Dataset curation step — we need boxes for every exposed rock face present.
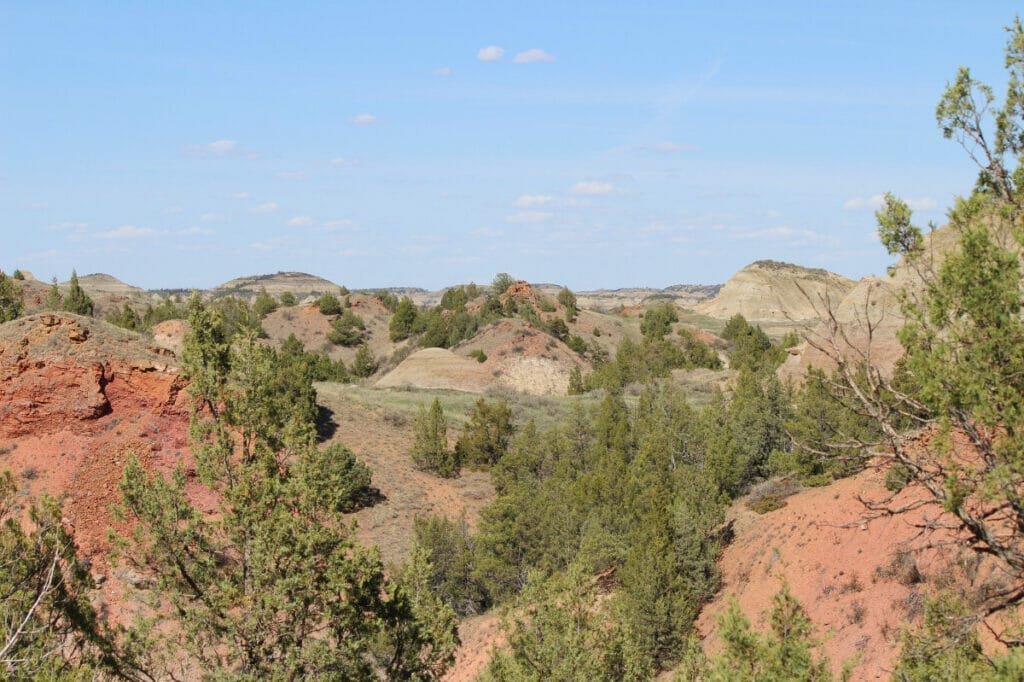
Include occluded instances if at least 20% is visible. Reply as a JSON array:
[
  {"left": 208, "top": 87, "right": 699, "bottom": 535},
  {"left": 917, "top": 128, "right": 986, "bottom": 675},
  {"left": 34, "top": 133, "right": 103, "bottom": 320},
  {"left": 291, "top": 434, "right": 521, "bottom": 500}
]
[
  {"left": 0, "top": 314, "right": 190, "bottom": 572},
  {"left": 0, "top": 314, "right": 184, "bottom": 437},
  {"left": 696, "top": 260, "right": 856, "bottom": 325}
]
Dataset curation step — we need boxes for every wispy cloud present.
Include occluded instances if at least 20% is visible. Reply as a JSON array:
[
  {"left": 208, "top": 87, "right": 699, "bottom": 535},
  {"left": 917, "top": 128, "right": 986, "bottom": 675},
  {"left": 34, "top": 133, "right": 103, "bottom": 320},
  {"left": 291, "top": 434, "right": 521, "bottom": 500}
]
[
  {"left": 287, "top": 216, "right": 313, "bottom": 227},
  {"left": 94, "top": 225, "right": 157, "bottom": 239},
  {"left": 231, "top": 192, "right": 251, "bottom": 200},
  {"left": 48, "top": 222, "right": 88, "bottom": 233},
  {"left": 276, "top": 171, "right": 308, "bottom": 181},
  {"left": 434, "top": 66, "right": 452, "bottom": 76},
  {"left": 176, "top": 226, "right": 214, "bottom": 236},
  {"left": 351, "top": 113, "right": 377, "bottom": 125},
  {"left": 473, "top": 227, "right": 504, "bottom": 238},
  {"left": 645, "top": 141, "right": 699, "bottom": 153},
  {"left": 478, "top": 46, "right": 504, "bottom": 62},
  {"left": 200, "top": 212, "right": 224, "bottom": 223},
  {"left": 513, "top": 48, "right": 555, "bottom": 64},
  {"left": 329, "top": 157, "right": 358, "bottom": 167},
  {"left": 323, "top": 219, "right": 356, "bottom": 231},
  {"left": 506, "top": 211, "right": 553, "bottom": 223},
  {"left": 185, "top": 139, "right": 257, "bottom": 159},
  {"left": 250, "top": 202, "right": 279, "bottom": 214},
  {"left": 515, "top": 194, "right": 554, "bottom": 207},
  {"left": 163, "top": 206, "right": 184, "bottom": 214},
  {"left": 571, "top": 181, "right": 616, "bottom": 196},
  {"left": 843, "top": 194, "right": 938, "bottom": 212}
]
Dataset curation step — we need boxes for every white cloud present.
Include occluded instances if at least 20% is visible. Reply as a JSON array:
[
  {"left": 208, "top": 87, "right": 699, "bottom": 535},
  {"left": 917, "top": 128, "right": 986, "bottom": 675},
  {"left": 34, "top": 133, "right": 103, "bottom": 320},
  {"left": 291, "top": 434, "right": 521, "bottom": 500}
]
[
  {"left": 351, "top": 113, "right": 377, "bottom": 125},
  {"left": 176, "top": 226, "right": 214, "bottom": 236},
  {"left": 94, "top": 225, "right": 157, "bottom": 239},
  {"left": 231, "top": 192, "right": 251, "bottom": 200},
  {"left": 323, "top": 219, "right": 356, "bottom": 231},
  {"left": 250, "top": 202, "right": 279, "bottom": 214},
  {"left": 513, "top": 48, "right": 555, "bottom": 64},
  {"left": 473, "top": 227, "right": 504, "bottom": 238},
  {"left": 907, "top": 197, "right": 938, "bottom": 211},
  {"left": 200, "top": 212, "right": 224, "bottom": 223},
  {"left": 329, "top": 157, "right": 358, "bottom": 167},
  {"left": 186, "top": 139, "right": 242, "bottom": 158},
  {"left": 276, "top": 171, "right": 307, "bottom": 180},
  {"left": 163, "top": 206, "right": 184, "bottom": 214},
  {"left": 764, "top": 209, "right": 784, "bottom": 219},
  {"left": 26, "top": 201, "right": 48, "bottom": 209},
  {"left": 434, "top": 66, "right": 452, "bottom": 76},
  {"left": 571, "top": 181, "right": 616, "bottom": 196},
  {"left": 740, "top": 226, "right": 823, "bottom": 244},
  {"left": 250, "top": 241, "right": 274, "bottom": 252},
  {"left": 48, "top": 222, "right": 88, "bottom": 232},
  {"left": 287, "top": 216, "right": 314, "bottom": 227},
  {"left": 478, "top": 46, "right": 505, "bottom": 62},
  {"left": 506, "top": 211, "right": 553, "bottom": 223},
  {"left": 842, "top": 194, "right": 885, "bottom": 211},
  {"left": 515, "top": 194, "right": 554, "bottom": 207},
  {"left": 647, "top": 141, "right": 699, "bottom": 153},
  {"left": 842, "top": 194, "right": 938, "bottom": 212}
]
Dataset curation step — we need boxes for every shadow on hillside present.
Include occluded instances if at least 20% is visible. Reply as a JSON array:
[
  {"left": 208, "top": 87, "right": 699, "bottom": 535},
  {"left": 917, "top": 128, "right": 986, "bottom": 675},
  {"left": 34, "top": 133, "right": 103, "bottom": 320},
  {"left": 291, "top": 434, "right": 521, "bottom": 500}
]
[
  {"left": 352, "top": 487, "right": 387, "bottom": 512},
  {"left": 316, "top": 405, "right": 338, "bottom": 441}
]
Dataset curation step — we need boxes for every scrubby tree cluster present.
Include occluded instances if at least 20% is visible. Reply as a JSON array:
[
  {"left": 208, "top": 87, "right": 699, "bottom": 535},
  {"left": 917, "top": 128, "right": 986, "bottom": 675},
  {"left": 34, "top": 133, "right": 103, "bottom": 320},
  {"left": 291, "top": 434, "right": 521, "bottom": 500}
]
[{"left": 112, "top": 295, "right": 458, "bottom": 679}]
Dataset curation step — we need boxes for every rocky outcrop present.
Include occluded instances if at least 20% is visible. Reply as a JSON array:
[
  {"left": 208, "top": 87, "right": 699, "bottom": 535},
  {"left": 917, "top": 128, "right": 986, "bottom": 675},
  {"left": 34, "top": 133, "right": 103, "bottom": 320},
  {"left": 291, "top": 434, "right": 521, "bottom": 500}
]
[{"left": 0, "top": 315, "right": 184, "bottom": 438}]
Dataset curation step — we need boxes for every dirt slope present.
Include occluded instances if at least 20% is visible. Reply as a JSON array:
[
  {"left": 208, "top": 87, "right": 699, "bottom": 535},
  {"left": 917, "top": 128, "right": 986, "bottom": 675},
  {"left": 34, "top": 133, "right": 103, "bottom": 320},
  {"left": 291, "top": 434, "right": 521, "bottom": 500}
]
[
  {"left": 694, "top": 459, "right": 1013, "bottom": 680},
  {"left": 378, "top": 319, "right": 587, "bottom": 396}
]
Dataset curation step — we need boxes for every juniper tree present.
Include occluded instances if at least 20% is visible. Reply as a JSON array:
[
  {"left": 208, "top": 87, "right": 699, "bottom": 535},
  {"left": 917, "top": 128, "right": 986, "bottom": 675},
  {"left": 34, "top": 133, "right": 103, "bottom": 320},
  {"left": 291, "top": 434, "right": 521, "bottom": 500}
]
[
  {"left": 411, "top": 398, "right": 458, "bottom": 478},
  {"left": 62, "top": 271, "right": 93, "bottom": 316},
  {"left": 113, "top": 294, "right": 457, "bottom": 679},
  {"left": 0, "top": 271, "right": 23, "bottom": 323}
]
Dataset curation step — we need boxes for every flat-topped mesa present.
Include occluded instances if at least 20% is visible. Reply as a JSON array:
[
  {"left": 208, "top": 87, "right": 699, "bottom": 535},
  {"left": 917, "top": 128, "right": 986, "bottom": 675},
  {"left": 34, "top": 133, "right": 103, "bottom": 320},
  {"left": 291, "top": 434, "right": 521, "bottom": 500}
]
[{"left": 210, "top": 271, "right": 343, "bottom": 301}]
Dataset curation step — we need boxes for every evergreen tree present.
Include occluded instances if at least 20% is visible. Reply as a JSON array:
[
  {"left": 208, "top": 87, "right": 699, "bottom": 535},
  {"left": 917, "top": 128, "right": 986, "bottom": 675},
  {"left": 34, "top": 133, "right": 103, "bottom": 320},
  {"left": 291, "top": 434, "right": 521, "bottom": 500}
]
[
  {"left": 317, "top": 291, "right": 342, "bottom": 315},
  {"left": 113, "top": 295, "right": 457, "bottom": 679},
  {"left": 390, "top": 296, "right": 419, "bottom": 341},
  {"left": 455, "top": 398, "right": 515, "bottom": 467},
  {"left": 640, "top": 302, "right": 679, "bottom": 340},
  {"left": 484, "top": 565, "right": 625, "bottom": 682},
  {"left": 328, "top": 309, "right": 366, "bottom": 346},
  {"left": 106, "top": 302, "right": 140, "bottom": 330},
  {"left": 351, "top": 342, "right": 378, "bottom": 378},
  {"left": 411, "top": 398, "right": 458, "bottom": 477},
  {"left": 690, "top": 584, "right": 832, "bottom": 682},
  {"left": 411, "top": 515, "right": 488, "bottom": 616},
  {"left": 0, "top": 471, "right": 119, "bottom": 678},
  {"left": 0, "top": 270, "right": 23, "bottom": 322},
  {"left": 252, "top": 287, "right": 277, "bottom": 317},
  {"left": 557, "top": 286, "right": 578, "bottom": 322},
  {"left": 63, "top": 270, "right": 94, "bottom": 316},
  {"left": 45, "top": 277, "right": 63, "bottom": 311}
]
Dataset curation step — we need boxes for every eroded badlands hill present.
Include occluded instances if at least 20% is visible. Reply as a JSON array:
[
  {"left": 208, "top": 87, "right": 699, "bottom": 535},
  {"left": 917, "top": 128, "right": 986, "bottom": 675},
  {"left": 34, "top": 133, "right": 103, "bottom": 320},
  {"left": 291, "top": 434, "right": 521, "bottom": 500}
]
[{"left": 697, "top": 260, "right": 855, "bottom": 331}]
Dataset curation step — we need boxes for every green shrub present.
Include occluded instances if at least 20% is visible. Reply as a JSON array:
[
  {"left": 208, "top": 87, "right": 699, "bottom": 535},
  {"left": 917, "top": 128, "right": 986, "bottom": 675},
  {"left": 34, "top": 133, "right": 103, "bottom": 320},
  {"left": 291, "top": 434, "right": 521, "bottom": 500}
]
[{"left": 317, "top": 292, "right": 342, "bottom": 315}]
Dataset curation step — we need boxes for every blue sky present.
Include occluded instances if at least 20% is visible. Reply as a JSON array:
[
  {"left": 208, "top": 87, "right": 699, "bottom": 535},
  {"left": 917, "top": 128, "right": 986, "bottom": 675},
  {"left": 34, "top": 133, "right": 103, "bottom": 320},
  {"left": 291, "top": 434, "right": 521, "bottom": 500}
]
[{"left": 2, "top": 2, "right": 1020, "bottom": 290}]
